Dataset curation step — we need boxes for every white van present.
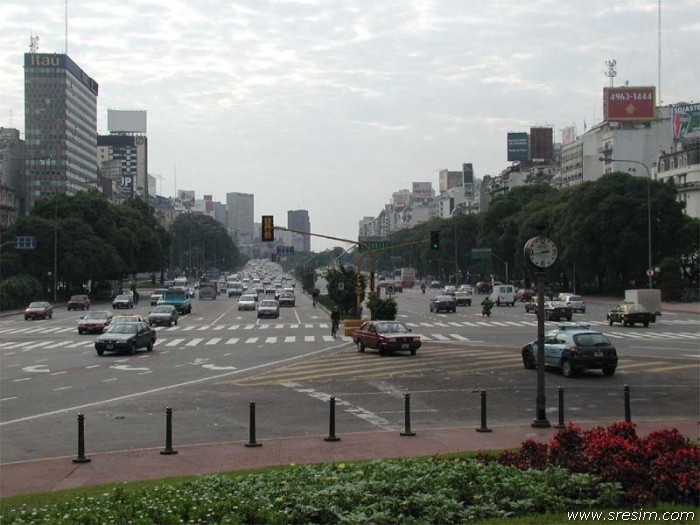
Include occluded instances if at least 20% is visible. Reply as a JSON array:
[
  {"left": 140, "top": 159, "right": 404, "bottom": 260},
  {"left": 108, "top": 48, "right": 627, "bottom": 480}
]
[{"left": 490, "top": 284, "right": 516, "bottom": 306}]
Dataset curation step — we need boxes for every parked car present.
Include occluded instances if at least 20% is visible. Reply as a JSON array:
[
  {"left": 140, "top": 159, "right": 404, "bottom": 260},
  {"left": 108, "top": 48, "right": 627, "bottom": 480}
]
[
  {"left": 257, "top": 299, "right": 280, "bottom": 319},
  {"left": 67, "top": 294, "right": 91, "bottom": 311},
  {"left": 24, "top": 301, "right": 53, "bottom": 320},
  {"left": 454, "top": 291, "right": 472, "bottom": 306},
  {"left": 278, "top": 292, "right": 296, "bottom": 307},
  {"left": 148, "top": 305, "right": 179, "bottom": 327},
  {"left": 94, "top": 321, "right": 156, "bottom": 356},
  {"left": 352, "top": 320, "right": 421, "bottom": 356},
  {"left": 543, "top": 301, "right": 573, "bottom": 321},
  {"left": 112, "top": 294, "right": 134, "bottom": 309},
  {"left": 77, "top": 310, "right": 112, "bottom": 334},
  {"left": 237, "top": 294, "right": 257, "bottom": 311},
  {"left": 607, "top": 302, "right": 654, "bottom": 327},
  {"left": 429, "top": 295, "right": 457, "bottom": 313},
  {"left": 521, "top": 324, "right": 618, "bottom": 378},
  {"left": 558, "top": 293, "right": 586, "bottom": 313},
  {"left": 150, "top": 288, "right": 169, "bottom": 306}
]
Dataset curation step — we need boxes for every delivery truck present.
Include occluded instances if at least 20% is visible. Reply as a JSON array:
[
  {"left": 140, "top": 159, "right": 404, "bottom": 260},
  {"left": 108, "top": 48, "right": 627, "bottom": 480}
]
[{"left": 624, "top": 289, "right": 661, "bottom": 321}]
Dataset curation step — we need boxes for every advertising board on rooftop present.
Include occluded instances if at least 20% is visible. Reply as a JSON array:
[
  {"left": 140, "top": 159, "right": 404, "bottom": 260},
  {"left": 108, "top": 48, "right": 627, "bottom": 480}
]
[{"left": 603, "top": 86, "right": 656, "bottom": 121}]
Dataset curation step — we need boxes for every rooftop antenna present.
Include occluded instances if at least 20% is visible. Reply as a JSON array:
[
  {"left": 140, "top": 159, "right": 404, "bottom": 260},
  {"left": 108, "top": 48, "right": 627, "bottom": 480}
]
[
  {"left": 658, "top": 0, "right": 662, "bottom": 104},
  {"left": 65, "top": 0, "right": 68, "bottom": 54},
  {"left": 29, "top": 33, "right": 40, "bottom": 53},
  {"left": 604, "top": 59, "right": 617, "bottom": 88}
]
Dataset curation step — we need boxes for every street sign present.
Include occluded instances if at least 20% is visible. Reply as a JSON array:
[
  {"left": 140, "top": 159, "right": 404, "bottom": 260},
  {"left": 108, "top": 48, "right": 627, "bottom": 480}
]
[
  {"left": 276, "top": 246, "right": 295, "bottom": 255},
  {"left": 386, "top": 284, "right": 395, "bottom": 295},
  {"left": 15, "top": 236, "right": 37, "bottom": 250},
  {"left": 358, "top": 240, "right": 391, "bottom": 253},
  {"left": 471, "top": 248, "right": 491, "bottom": 260}
]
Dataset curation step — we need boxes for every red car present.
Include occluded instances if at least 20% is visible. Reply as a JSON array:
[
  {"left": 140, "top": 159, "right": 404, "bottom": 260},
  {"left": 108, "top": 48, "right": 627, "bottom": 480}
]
[
  {"left": 352, "top": 320, "right": 421, "bottom": 356},
  {"left": 77, "top": 310, "right": 113, "bottom": 334},
  {"left": 24, "top": 301, "right": 53, "bottom": 320},
  {"left": 67, "top": 294, "right": 91, "bottom": 311}
]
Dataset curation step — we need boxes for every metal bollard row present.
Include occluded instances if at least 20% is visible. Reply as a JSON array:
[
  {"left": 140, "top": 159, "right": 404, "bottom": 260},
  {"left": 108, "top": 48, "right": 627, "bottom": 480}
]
[{"left": 69, "top": 385, "right": 635, "bottom": 462}]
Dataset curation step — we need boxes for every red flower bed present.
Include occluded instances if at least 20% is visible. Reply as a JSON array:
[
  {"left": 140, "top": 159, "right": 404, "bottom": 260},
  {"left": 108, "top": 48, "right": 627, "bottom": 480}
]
[{"left": 491, "top": 422, "right": 699, "bottom": 505}]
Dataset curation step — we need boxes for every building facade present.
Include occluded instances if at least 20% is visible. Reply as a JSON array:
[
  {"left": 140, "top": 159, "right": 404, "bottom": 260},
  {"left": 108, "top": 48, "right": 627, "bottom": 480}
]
[
  {"left": 23, "top": 53, "right": 99, "bottom": 212},
  {"left": 287, "top": 209, "right": 311, "bottom": 252},
  {"left": 226, "top": 192, "right": 254, "bottom": 254},
  {"left": 97, "top": 134, "right": 148, "bottom": 201},
  {"left": 0, "top": 127, "right": 26, "bottom": 225}
]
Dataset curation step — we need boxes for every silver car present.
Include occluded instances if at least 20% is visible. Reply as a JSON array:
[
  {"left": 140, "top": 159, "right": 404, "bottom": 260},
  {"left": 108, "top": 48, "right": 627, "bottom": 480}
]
[
  {"left": 257, "top": 299, "right": 280, "bottom": 319},
  {"left": 238, "top": 294, "right": 257, "bottom": 311}
]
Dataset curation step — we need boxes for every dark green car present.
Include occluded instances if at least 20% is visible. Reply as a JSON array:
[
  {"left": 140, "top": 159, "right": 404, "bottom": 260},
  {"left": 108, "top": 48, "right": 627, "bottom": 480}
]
[{"left": 94, "top": 321, "right": 156, "bottom": 356}]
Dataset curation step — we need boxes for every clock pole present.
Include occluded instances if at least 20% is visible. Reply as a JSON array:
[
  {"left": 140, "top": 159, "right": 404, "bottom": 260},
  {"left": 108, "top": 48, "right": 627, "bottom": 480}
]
[{"left": 532, "top": 269, "right": 551, "bottom": 428}]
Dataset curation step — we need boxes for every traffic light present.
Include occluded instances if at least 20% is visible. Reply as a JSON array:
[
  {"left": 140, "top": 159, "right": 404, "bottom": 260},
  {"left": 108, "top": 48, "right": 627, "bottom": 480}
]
[
  {"left": 262, "top": 215, "right": 274, "bottom": 242},
  {"left": 430, "top": 231, "right": 440, "bottom": 250}
]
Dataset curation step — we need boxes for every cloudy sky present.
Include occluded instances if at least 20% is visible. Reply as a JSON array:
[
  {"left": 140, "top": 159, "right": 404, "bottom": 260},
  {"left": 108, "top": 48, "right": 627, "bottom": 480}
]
[{"left": 2, "top": 1, "right": 698, "bottom": 251}]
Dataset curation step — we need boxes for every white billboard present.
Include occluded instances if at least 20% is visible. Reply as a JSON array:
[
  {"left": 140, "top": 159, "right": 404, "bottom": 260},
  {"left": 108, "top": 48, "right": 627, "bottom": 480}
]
[
  {"left": 412, "top": 182, "right": 433, "bottom": 198},
  {"left": 178, "top": 189, "right": 195, "bottom": 207},
  {"left": 108, "top": 109, "right": 147, "bottom": 133}
]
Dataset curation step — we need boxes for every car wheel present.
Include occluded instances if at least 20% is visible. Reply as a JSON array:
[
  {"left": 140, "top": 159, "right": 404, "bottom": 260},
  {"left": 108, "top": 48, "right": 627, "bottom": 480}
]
[
  {"left": 175, "top": 319, "right": 178, "bottom": 325},
  {"left": 147, "top": 339, "right": 154, "bottom": 352},
  {"left": 78, "top": 328, "right": 83, "bottom": 335},
  {"left": 643, "top": 321, "right": 649, "bottom": 328},
  {"left": 602, "top": 366, "right": 616, "bottom": 377},
  {"left": 357, "top": 341, "right": 365, "bottom": 353},
  {"left": 129, "top": 342, "right": 137, "bottom": 355},
  {"left": 566, "top": 316, "right": 572, "bottom": 321},
  {"left": 561, "top": 359, "right": 575, "bottom": 378},
  {"left": 96, "top": 349, "right": 104, "bottom": 356},
  {"left": 25, "top": 315, "right": 29, "bottom": 320},
  {"left": 378, "top": 345, "right": 387, "bottom": 356},
  {"left": 522, "top": 350, "right": 536, "bottom": 370},
  {"left": 608, "top": 317, "right": 613, "bottom": 326},
  {"left": 410, "top": 348, "right": 417, "bottom": 356}
]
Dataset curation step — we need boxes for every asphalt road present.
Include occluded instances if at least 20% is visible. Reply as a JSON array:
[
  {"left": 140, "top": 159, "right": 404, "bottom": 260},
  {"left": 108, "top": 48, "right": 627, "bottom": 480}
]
[{"left": 1, "top": 287, "right": 698, "bottom": 463}]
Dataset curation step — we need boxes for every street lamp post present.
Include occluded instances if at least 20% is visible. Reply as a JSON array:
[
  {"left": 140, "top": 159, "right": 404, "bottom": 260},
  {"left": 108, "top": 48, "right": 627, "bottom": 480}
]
[{"left": 600, "top": 157, "right": 653, "bottom": 287}]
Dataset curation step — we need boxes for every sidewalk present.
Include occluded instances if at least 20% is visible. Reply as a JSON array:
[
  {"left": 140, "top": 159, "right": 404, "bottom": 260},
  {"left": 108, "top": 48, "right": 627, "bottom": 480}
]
[{"left": 1, "top": 419, "right": 698, "bottom": 498}]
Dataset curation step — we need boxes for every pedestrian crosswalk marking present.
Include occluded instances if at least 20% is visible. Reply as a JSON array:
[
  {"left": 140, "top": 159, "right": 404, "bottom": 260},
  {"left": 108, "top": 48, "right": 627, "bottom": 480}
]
[
  {"left": 304, "top": 335, "right": 314, "bottom": 342},
  {"left": 206, "top": 338, "right": 222, "bottom": 345},
  {"left": 213, "top": 325, "right": 225, "bottom": 331},
  {"left": 225, "top": 338, "right": 239, "bottom": 345},
  {"left": 284, "top": 336, "right": 295, "bottom": 343},
  {"left": 265, "top": 337, "right": 277, "bottom": 344},
  {"left": 166, "top": 338, "right": 185, "bottom": 347},
  {"left": 186, "top": 338, "right": 203, "bottom": 346},
  {"left": 245, "top": 337, "right": 259, "bottom": 343},
  {"left": 183, "top": 326, "right": 195, "bottom": 331}
]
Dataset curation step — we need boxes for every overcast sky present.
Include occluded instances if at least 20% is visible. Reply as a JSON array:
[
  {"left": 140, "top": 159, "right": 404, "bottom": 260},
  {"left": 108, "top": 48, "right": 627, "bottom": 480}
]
[{"left": 2, "top": 1, "right": 698, "bottom": 251}]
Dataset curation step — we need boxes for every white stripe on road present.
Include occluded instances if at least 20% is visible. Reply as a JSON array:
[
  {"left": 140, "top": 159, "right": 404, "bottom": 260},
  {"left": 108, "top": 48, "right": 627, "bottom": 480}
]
[
  {"left": 166, "top": 338, "right": 186, "bottom": 347},
  {"left": 225, "top": 338, "right": 239, "bottom": 344},
  {"left": 186, "top": 338, "right": 203, "bottom": 346},
  {"left": 206, "top": 338, "right": 222, "bottom": 345}
]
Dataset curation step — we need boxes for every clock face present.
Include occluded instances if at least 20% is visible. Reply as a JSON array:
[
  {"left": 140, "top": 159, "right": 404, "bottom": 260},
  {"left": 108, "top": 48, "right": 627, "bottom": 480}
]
[{"left": 525, "top": 236, "right": 558, "bottom": 268}]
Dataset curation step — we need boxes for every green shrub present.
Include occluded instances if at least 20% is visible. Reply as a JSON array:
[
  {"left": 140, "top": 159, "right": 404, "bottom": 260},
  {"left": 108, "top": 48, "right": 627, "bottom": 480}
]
[
  {"left": 367, "top": 291, "right": 397, "bottom": 320},
  {"left": 0, "top": 275, "right": 43, "bottom": 310}
]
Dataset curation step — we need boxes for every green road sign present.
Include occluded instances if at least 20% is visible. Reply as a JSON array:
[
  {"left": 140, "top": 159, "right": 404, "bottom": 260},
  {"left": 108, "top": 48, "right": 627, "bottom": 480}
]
[
  {"left": 471, "top": 248, "right": 491, "bottom": 260},
  {"left": 358, "top": 240, "right": 391, "bottom": 252}
]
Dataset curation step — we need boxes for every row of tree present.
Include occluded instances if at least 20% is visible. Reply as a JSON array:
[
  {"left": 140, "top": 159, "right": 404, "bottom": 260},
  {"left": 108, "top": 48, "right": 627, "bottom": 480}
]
[
  {"left": 379, "top": 173, "right": 698, "bottom": 297},
  {"left": 0, "top": 191, "right": 243, "bottom": 307}
]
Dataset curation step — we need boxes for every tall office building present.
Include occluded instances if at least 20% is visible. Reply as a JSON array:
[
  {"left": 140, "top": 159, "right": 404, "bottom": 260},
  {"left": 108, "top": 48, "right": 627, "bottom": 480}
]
[
  {"left": 23, "top": 52, "right": 99, "bottom": 212},
  {"left": 226, "top": 192, "right": 254, "bottom": 252},
  {"left": 287, "top": 209, "right": 310, "bottom": 252}
]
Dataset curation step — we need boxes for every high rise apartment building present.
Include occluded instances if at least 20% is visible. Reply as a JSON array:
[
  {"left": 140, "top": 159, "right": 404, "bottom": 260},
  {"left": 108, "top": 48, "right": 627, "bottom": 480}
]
[
  {"left": 23, "top": 53, "right": 99, "bottom": 212},
  {"left": 287, "top": 209, "right": 310, "bottom": 252},
  {"left": 226, "top": 192, "right": 254, "bottom": 253}
]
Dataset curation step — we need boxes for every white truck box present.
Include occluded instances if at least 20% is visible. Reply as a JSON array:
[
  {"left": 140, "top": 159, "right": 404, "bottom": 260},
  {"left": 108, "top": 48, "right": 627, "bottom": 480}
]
[{"left": 624, "top": 289, "right": 661, "bottom": 320}]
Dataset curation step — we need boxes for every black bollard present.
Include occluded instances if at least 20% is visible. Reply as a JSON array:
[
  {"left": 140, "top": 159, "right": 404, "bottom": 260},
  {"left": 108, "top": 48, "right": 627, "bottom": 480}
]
[
  {"left": 624, "top": 385, "right": 631, "bottom": 422},
  {"left": 324, "top": 396, "right": 341, "bottom": 442},
  {"left": 476, "top": 389, "right": 492, "bottom": 433},
  {"left": 400, "top": 393, "right": 416, "bottom": 436},
  {"left": 72, "top": 413, "right": 91, "bottom": 463},
  {"left": 245, "top": 401, "right": 262, "bottom": 447},
  {"left": 554, "top": 386, "right": 566, "bottom": 429},
  {"left": 160, "top": 407, "right": 178, "bottom": 455}
]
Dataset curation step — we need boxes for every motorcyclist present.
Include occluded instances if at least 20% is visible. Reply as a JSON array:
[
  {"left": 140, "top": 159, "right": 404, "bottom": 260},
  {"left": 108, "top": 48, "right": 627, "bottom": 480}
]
[
  {"left": 420, "top": 282, "right": 426, "bottom": 294},
  {"left": 330, "top": 306, "right": 341, "bottom": 336},
  {"left": 312, "top": 288, "right": 320, "bottom": 307},
  {"left": 481, "top": 296, "right": 494, "bottom": 316}
]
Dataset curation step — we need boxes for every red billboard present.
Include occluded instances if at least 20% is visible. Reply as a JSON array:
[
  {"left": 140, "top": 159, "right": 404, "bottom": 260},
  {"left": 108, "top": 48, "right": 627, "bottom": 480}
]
[{"left": 604, "top": 87, "right": 656, "bottom": 121}]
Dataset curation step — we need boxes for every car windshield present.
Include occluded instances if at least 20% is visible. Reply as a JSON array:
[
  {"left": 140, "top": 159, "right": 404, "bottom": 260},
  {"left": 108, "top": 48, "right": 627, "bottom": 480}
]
[
  {"left": 106, "top": 323, "right": 140, "bottom": 334},
  {"left": 240, "top": 295, "right": 256, "bottom": 301},
  {"left": 573, "top": 333, "right": 611, "bottom": 347},
  {"left": 113, "top": 316, "right": 141, "bottom": 323},
  {"left": 115, "top": 295, "right": 131, "bottom": 300},
  {"left": 152, "top": 306, "right": 173, "bottom": 313},
  {"left": 377, "top": 322, "right": 407, "bottom": 334},
  {"left": 152, "top": 289, "right": 168, "bottom": 295},
  {"left": 28, "top": 302, "right": 47, "bottom": 308},
  {"left": 70, "top": 295, "right": 86, "bottom": 301},
  {"left": 626, "top": 304, "right": 648, "bottom": 313},
  {"left": 84, "top": 312, "right": 108, "bottom": 320},
  {"left": 260, "top": 300, "right": 276, "bottom": 307}
]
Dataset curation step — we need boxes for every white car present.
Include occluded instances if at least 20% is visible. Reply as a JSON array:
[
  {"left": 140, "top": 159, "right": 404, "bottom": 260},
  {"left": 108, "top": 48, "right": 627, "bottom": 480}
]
[
  {"left": 238, "top": 294, "right": 257, "bottom": 311},
  {"left": 558, "top": 293, "right": 586, "bottom": 313}
]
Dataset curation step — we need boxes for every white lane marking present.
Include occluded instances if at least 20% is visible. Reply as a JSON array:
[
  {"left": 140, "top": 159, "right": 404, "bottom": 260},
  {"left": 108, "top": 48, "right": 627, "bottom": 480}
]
[
  {"left": 284, "top": 336, "right": 295, "bottom": 343},
  {"left": 1, "top": 397, "right": 19, "bottom": 401},
  {"left": 265, "top": 337, "right": 277, "bottom": 344},
  {"left": 225, "top": 338, "right": 239, "bottom": 344},
  {"left": 186, "top": 338, "right": 203, "bottom": 347},
  {"left": 183, "top": 326, "right": 195, "bottom": 331},
  {"left": 245, "top": 337, "right": 259, "bottom": 343},
  {"left": 206, "top": 338, "right": 222, "bottom": 345},
  {"left": 53, "top": 386, "right": 72, "bottom": 391},
  {"left": 450, "top": 334, "right": 470, "bottom": 341},
  {"left": 431, "top": 334, "right": 450, "bottom": 341},
  {"left": 110, "top": 364, "right": 150, "bottom": 372},
  {"left": 213, "top": 325, "right": 225, "bottom": 331},
  {"left": 202, "top": 364, "right": 237, "bottom": 371},
  {"left": 165, "top": 338, "right": 186, "bottom": 347},
  {"left": 305, "top": 335, "right": 314, "bottom": 342}
]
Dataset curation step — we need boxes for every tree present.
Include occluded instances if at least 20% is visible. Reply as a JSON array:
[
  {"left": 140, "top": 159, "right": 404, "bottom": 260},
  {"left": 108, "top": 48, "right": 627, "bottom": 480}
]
[{"left": 325, "top": 264, "right": 366, "bottom": 317}]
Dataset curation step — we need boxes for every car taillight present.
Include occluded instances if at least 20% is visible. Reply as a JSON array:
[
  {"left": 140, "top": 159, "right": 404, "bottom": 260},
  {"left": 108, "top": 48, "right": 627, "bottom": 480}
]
[{"left": 568, "top": 346, "right": 581, "bottom": 356}]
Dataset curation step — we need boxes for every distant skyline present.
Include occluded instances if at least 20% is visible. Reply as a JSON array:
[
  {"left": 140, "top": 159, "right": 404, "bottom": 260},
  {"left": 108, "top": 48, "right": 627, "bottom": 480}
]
[{"left": 2, "top": 1, "right": 698, "bottom": 251}]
